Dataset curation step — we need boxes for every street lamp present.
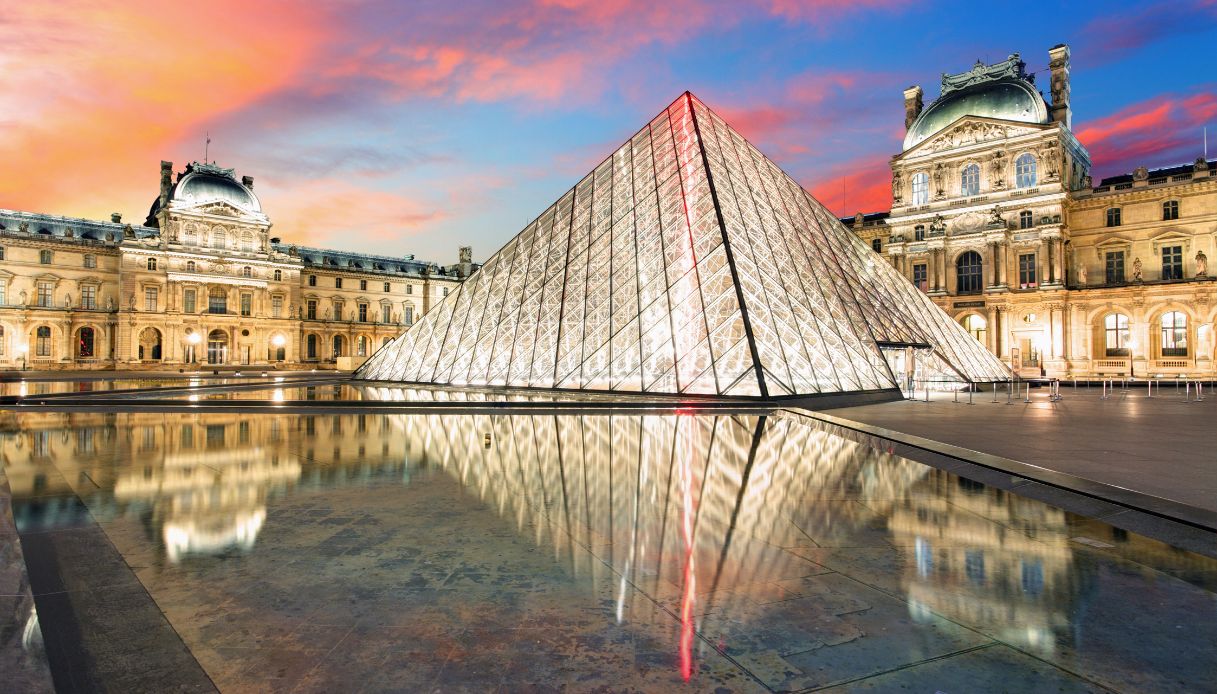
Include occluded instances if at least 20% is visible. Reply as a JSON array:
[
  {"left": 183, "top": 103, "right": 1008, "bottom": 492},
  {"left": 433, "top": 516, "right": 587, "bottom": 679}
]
[
  {"left": 271, "top": 334, "right": 286, "bottom": 362},
  {"left": 186, "top": 331, "right": 202, "bottom": 365}
]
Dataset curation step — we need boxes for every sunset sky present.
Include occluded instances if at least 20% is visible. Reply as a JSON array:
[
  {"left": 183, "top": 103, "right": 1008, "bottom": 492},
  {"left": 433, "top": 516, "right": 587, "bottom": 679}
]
[{"left": 2, "top": 1, "right": 1215, "bottom": 263}]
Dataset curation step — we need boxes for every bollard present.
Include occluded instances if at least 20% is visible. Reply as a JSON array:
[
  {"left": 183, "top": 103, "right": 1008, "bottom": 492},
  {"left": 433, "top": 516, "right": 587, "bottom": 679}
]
[
  {"left": 992, "top": 383, "right": 998, "bottom": 403},
  {"left": 968, "top": 384, "right": 974, "bottom": 405},
  {"left": 1007, "top": 380, "right": 1014, "bottom": 405},
  {"left": 1147, "top": 379, "right": 1152, "bottom": 398},
  {"left": 1024, "top": 381, "right": 1032, "bottom": 403},
  {"left": 954, "top": 385, "right": 958, "bottom": 403}
]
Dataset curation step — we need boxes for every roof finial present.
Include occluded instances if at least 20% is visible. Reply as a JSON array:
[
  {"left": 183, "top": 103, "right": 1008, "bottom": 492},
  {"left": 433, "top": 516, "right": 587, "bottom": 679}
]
[{"left": 205, "top": 132, "right": 211, "bottom": 164}]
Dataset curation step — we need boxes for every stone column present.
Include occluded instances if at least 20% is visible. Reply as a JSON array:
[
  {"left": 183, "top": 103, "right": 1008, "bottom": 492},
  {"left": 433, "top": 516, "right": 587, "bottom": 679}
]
[
  {"left": 989, "top": 242, "right": 1000, "bottom": 287},
  {"left": 1050, "top": 304, "right": 1064, "bottom": 358},
  {"left": 986, "top": 306, "right": 998, "bottom": 354},
  {"left": 1055, "top": 238, "right": 1065, "bottom": 285}
]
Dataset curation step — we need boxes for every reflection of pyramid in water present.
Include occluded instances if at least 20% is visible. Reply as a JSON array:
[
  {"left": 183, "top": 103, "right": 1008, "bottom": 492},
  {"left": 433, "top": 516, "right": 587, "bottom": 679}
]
[{"left": 357, "top": 93, "right": 1008, "bottom": 397}]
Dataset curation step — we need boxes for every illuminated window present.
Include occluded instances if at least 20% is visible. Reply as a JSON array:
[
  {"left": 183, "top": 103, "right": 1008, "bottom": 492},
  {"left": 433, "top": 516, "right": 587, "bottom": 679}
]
[
  {"left": 1019, "top": 211, "right": 1033, "bottom": 229},
  {"left": 211, "top": 228, "right": 226, "bottom": 249},
  {"left": 955, "top": 251, "right": 983, "bottom": 294},
  {"left": 78, "top": 327, "right": 95, "bottom": 358},
  {"left": 1106, "top": 207, "right": 1121, "bottom": 227},
  {"left": 1015, "top": 153, "right": 1037, "bottom": 188},
  {"left": 1104, "top": 314, "right": 1130, "bottom": 356},
  {"left": 962, "top": 314, "right": 986, "bottom": 343},
  {"left": 1161, "top": 245, "right": 1183, "bottom": 280},
  {"left": 356, "top": 335, "right": 368, "bottom": 357},
  {"left": 208, "top": 287, "right": 227, "bottom": 314},
  {"left": 1160, "top": 311, "right": 1187, "bottom": 356},
  {"left": 910, "top": 172, "right": 929, "bottom": 205},
  {"left": 960, "top": 163, "right": 980, "bottom": 196},
  {"left": 1163, "top": 200, "right": 1179, "bottom": 221},
  {"left": 36, "top": 281, "right": 53, "bottom": 307}
]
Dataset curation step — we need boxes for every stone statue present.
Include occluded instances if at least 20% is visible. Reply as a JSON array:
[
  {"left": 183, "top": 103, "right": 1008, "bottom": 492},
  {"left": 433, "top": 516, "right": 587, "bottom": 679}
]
[
  {"left": 891, "top": 171, "right": 903, "bottom": 204},
  {"left": 1132, "top": 257, "right": 1143, "bottom": 283},
  {"left": 1196, "top": 250, "right": 1208, "bottom": 278},
  {"left": 64, "top": 293, "right": 72, "bottom": 308},
  {"left": 1196, "top": 157, "right": 1209, "bottom": 173},
  {"left": 1081, "top": 174, "right": 1093, "bottom": 189},
  {"left": 928, "top": 214, "right": 946, "bottom": 234},
  {"left": 128, "top": 293, "right": 136, "bottom": 309},
  {"left": 18, "top": 289, "right": 27, "bottom": 305},
  {"left": 106, "top": 296, "right": 115, "bottom": 311},
  {"left": 932, "top": 163, "right": 945, "bottom": 198},
  {"left": 1133, "top": 166, "right": 1149, "bottom": 182},
  {"left": 1077, "top": 264, "right": 1087, "bottom": 286},
  {"left": 17, "top": 222, "right": 28, "bottom": 234},
  {"left": 988, "top": 205, "right": 1005, "bottom": 227}
]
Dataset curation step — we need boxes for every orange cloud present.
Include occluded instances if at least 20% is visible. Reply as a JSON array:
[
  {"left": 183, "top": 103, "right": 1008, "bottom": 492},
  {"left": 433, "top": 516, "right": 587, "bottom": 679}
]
[
  {"left": 807, "top": 155, "right": 892, "bottom": 217},
  {"left": 0, "top": 1, "right": 328, "bottom": 218},
  {"left": 265, "top": 179, "right": 445, "bottom": 252}
]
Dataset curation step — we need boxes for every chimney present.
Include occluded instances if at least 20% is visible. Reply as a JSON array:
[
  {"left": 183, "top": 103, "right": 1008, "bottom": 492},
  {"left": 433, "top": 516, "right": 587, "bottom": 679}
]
[
  {"left": 159, "top": 160, "right": 173, "bottom": 208},
  {"left": 241, "top": 175, "right": 254, "bottom": 189},
  {"left": 110, "top": 213, "right": 122, "bottom": 223},
  {"left": 903, "top": 86, "right": 923, "bottom": 131},
  {"left": 1048, "top": 44, "right": 1071, "bottom": 128}
]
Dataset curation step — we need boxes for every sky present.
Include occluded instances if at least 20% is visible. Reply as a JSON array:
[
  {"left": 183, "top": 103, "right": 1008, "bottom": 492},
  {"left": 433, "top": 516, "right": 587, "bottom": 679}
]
[{"left": 2, "top": 0, "right": 1215, "bottom": 264}]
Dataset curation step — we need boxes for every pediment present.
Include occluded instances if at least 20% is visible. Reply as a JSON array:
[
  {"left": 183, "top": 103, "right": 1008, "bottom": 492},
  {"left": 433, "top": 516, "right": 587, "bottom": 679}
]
[
  {"left": 905, "top": 116, "right": 1050, "bottom": 157},
  {"left": 173, "top": 200, "right": 257, "bottom": 220}
]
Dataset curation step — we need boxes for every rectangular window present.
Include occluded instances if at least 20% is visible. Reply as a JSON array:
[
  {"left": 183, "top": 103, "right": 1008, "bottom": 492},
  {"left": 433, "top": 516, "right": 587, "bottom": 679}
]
[
  {"left": 180, "top": 424, "right": 194, "bottom": 449},
  {"left": 144, "top": 287, "right": 158, "bottom": 312},
  {"left": 1105, "top": 251, "right": 1125, "bottom": 284},
  {"left": 1018, "top": 253, "right": 1037, "bottom": 288},
  {"left": 442, "top": 287, "right": 449, "bottom": 297},
  {"left": 335, "top": 277, "right": 343, "bottom": 289},
  {"left": 382, "top": 304, "right": 392, "bottom": 323},
  {"left": 404, "top": 305, "right": 414, "bottom": 324},
  {"left": 1163, "top": 200, "right": 1179, "bottom": 221},
  {"left": 360, "top": 280, "right": 367, "bottom": 291},
  {"left": 183, "top": 288, "right": 196, "bottom": 313},
  {"left": 84, "top": 254, "right": 96, "bottom": 268},
  {"left": 37, "top": 281, "right": 53, "bottom": 307},
  {"left": 272, "top": 295, "right": 283, "bottom": 318},
  {"left": 334, "top": 301, "right": 344, "bottom": 320},
  {"left": 912, "top": 264, "right": 928, "bottom": 292},
  {"left": 871, "top": 238, "right": 882, "bottom": 252},
  {"left": 914, "top": 225, "right": 925, "bottom": 241},
  {"left": 308, "top": 275, "right": 317, "bottom": 286},
  {"left": 0, "top": 283, "right": 6, "bottom": 306},
  {"left": 81, "top": 285, "right": 96, "bottom": 310},
  {"left": 358, "top": 303, "right": 368, "bottom": 322},
  {"left": 0, "top": 247, "right": 5, "bottom": 260},
  {"left": 40, "top": 250, "right": 52, "bottom": 264},
  {"left": 384, "top": 282, "right": 391, "bottom": 292},
  {"left": 1019, "top": 211, "right": 1033, "bottom": 229},
  {"left": 240, "top": 292, "right": 252, "bottom": 316},
  {"left": 206, "top": 424, "right": 226, "bottom": 449},
  {"left": 1106, "top": 207, "right": 1121, "bottom": 227},
  {"left": 307, "top": 300, "right": 317, "bottom": 320},
  {"left": 1161, "top": 245, "right": 1183, "bottom": 280},
  {"left": 406, "top": 284, "right": 413, "bottom": 295},
  {"left": 35, "top": 326, "right": 51, "bottom": 356}
]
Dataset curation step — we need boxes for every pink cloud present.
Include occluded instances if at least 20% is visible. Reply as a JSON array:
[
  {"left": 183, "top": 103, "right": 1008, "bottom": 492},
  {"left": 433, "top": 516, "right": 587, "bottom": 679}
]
[
  {"left": 807, "top": 155, "right": 893, "bottom": 217},
  {"left": 1077, "top": 89, "right": 1217, "bottom": 178}
]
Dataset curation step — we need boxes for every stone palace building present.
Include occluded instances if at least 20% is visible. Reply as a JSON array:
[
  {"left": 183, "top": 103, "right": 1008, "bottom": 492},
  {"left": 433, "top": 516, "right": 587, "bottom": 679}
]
[
  {"left": 845, "top": 44, "right": 1216, "bottom": 379},
  {"left": 0, "top": 161, "right": 473, "bottom": 370}
]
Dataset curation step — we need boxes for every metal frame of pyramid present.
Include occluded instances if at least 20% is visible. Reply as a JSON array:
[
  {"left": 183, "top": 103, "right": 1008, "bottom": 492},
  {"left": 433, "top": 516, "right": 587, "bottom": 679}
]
[{"left": 355, "top": 92, "right": 1010, "bottom": 399}]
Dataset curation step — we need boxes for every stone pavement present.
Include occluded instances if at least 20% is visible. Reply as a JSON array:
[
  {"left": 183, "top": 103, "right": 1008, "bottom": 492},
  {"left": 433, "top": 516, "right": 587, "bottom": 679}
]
[{"left": 828, "top": 382, "right": 1217, "bottom": 516}]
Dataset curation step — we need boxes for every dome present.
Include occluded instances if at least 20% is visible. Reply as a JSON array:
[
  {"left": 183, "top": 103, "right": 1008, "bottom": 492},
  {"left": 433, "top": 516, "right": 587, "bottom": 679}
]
[
  {"left": 174, "top": 166, "right": 260, "bottom": 212},
  {"left": 904, "top": 79, "right": 1048, "bottom": 150}
]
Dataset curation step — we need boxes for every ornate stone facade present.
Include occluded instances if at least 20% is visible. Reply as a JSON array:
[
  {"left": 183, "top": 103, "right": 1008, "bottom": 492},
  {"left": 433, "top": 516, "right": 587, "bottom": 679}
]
[
  {"left": 0, "top": 161, "right": 472, "bottom": 370},
  {"left": 847, "top": 44, "right": 1217, "bottom": 379}
]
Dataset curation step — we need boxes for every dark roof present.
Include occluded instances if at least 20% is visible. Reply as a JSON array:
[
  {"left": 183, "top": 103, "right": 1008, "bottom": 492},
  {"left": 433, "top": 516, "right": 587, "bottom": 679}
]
[
  {"left": 839, "top": 211, "right": 891, "bottom": 228},
  {"left": 273, "top": 242, "right": 451, "bottom": 278},
  {"left": 0, "top": 209, "right": 156, "bottom": 245},
  {"left": 1098, "top": 159, "right": 1215, "bottom": 186}
]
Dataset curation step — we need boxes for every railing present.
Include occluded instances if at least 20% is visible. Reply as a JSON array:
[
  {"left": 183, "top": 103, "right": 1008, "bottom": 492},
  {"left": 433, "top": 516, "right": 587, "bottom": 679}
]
[
  {"left": 1093, "top": 359, "right": 1128, "bottom": 370},
  {"left": 1152, "top": 359, "right": 1190, "bottom": 369}
]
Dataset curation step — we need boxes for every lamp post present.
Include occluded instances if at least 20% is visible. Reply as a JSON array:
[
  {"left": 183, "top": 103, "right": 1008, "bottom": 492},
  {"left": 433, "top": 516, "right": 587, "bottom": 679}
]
[
  {"left": 186, "top": 331, "right": 201, "bottom": 366},
  {"left": 271, "top": 334, "right": 286, "bottom": 362}
]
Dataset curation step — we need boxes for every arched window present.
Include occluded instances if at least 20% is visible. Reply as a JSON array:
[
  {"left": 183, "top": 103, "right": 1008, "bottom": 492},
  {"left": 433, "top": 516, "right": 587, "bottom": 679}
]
[
  {"left": 242, "top": 266, "right": 252, "bottom": 278},
  {"left": 962, "top": 314, "right": 986, "bottom": 344},
  {"left": 273, "top": 269, "right": 282, "bottom": 281},
  {"left": 910, "top": 172, "right": 929, "bottom": 205},
  {"left": 186, "top": 260, "right": 196, "bottom": 272},
  {"left": 211, "top": 228, "right": 226, "bottom": 249},
  {"left": 241, "top": 231, "right": 254, "bottom": 252},
  {"left": 1104, "top": 314, "right": 1130, "bottom": 356},
  {"left": 1019, "top": 210, "right": 1034, "bottom": 229},
  {"left": 35, "top": 326, "right": 52, "bottom": 357},
  {"left": 955, "top": 251, "right": 983, "bottom": 294},
  {"left": 78, "top": 327, "right": 95, "bottom": 358},
  {"left": 1161, "top": 312, "right": 1187, "bottom": 356},
  {"left": 1163, "top": 200, "right": 1179, "bottom": 221},
  {"left": 1015, "top": 153, "right": 1037, "bottom": 188},
  {"left": 914, "top": 225, "right": 925, "bottom": 241},
  {"left": 1106, "top": 207, "right": 1121, "bottom": 227},
  {"left": 332, "top": 335, "right": 344, "bottom": 358},
  {"left": 146, "top": 257, "right": 157, "bottom": 271},
  {"left": 960, "top": 164, "right": 980, "bottom": 197},
  {"left": 208, "top": 287, "right": 227, "bottom": 314},
  {"left": 306, "top": 334, "right": 318, "bottom": 360}
]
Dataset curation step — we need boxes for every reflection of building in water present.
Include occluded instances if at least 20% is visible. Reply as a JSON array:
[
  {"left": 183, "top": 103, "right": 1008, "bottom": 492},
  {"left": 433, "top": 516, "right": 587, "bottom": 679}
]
[
  {"left": 0, "top": 412, "right": 411, "bottom": 560},
  {"left": 889, "top": 473, "right": 1077, "bottom": 655}
]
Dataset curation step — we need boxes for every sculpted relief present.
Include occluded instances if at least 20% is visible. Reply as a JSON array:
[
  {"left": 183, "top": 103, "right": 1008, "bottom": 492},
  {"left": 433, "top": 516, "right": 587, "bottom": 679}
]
[{"left": 926, "top": 121, "right": 1011, "bottom": 152}]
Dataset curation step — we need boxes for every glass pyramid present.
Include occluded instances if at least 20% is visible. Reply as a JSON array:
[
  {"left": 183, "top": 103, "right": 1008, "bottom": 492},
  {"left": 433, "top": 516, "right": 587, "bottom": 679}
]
[{"left": 356, "top": 93, "right": 1009, "bottom": 397}]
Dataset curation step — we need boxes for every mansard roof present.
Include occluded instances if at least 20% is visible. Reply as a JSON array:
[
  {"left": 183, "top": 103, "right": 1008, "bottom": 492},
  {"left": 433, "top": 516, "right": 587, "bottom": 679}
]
[
  {"left": 1097, "top": 159, "right": 1216, "bottom": 187},
  {"left": 0, "top": 209, "right": 157, "bottom": 245},
  {"left": 272, "top": 242, "right": 471, "bottom": 279}
]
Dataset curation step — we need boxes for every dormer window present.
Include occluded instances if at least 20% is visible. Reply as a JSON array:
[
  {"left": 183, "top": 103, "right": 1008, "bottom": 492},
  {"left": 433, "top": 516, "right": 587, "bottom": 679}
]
[
  {"left": 1015, "top": 153, "right": 1037, "bottom": 188},
  {"left": 960, "top": 164, "right": 980, "bottom": 197}
]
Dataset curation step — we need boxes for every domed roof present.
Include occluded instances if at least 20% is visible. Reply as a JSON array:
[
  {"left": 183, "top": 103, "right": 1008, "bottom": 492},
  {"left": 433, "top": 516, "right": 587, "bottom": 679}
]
[
  {"left": 903, "top": 55, "right": 1048, "bottom": 151},
  {"left": 173, "top": 163, "right": 260, "bottom": 212}
]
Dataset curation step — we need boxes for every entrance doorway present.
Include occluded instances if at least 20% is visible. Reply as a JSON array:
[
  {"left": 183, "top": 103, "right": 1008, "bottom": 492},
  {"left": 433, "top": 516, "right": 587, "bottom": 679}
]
[{"left": 207, "top": 329, "right": 228, "bottom": 364}]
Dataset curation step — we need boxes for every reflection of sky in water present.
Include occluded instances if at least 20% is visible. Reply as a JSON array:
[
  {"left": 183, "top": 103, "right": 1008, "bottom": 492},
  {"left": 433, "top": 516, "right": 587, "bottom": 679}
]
[{"left": 4, "top": 408, "right": 1216, "bottom": 684}]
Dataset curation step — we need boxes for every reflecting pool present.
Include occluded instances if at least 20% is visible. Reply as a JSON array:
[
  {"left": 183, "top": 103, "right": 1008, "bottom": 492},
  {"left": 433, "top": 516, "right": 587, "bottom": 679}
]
[{"left": 3, "top": 406, "right": 1215, "bottom": 692}]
